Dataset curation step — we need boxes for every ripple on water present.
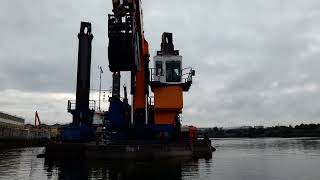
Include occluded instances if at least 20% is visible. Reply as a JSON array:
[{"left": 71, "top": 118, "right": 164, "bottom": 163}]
[
  {"left": 0, "top": 147, "right": 48, "bottom": 180},
  {"left": 0, "top": 138, "right": 320, "bottom": 180}
]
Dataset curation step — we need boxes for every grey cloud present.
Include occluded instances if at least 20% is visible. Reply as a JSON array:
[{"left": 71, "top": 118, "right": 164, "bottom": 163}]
[{"left": 1, "top": 0, "right": 320, "bottom": 127}]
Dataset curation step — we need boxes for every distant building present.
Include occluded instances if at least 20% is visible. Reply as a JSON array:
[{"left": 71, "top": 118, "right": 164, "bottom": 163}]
[
  {"left": 51, "top": 123, "right": 62, "bottom": 128},
  {"left": 0, "top": 111, "right": 24, "bottom": 128},
  {"left": 254, "top": 126, "right": 264, "bottom": 129},
  {"left": 24, "top": 124, "right": 34, "bottom": 129},
  {"left": 23, "top": 123, "right": 62, "bottom": 139},
  {"left": 239, "top": 126, "right": 252, "bottom": 130}
]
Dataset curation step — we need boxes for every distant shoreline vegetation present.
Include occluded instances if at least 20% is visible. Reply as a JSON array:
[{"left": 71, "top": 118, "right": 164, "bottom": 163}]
[{"left": 198, "top": 124, "right": 320, "bottom": 138}]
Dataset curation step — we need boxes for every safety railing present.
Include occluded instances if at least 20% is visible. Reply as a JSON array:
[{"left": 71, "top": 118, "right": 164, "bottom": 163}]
[
  {"left": 149, "top": 68, "right": 162, "bottom": 82},
  {"left": 181, "top": 67, "right": 194, "bottom": 84},
  {"left": 149, "top": 67, "right": 194, "bottom": 84}
]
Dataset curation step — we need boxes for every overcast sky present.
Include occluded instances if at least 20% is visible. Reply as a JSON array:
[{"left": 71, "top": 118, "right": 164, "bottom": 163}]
[{"left": 1, "top": 0, "right": 320, "bottom": 127}]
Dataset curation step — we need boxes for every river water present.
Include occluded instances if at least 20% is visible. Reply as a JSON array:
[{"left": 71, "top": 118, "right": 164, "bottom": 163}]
[{"left": 0, "top": 138, "right": 319, "bottom": 180}]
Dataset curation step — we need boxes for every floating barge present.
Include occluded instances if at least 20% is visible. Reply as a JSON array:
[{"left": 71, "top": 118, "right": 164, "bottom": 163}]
[
  {"left": 44, "top": 0, "right": 215, "bottom": 160},
  {"left": 46, "top": 139, "right": 213, "bottom": 160}
]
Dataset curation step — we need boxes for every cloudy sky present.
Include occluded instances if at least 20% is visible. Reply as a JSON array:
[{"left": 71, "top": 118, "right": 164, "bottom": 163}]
[{"left": 1, "top": 0, "right": 320, "bottom": 127}]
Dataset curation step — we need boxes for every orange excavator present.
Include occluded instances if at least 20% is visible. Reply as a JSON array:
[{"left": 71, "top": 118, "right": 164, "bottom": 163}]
[
  {"left": 60, "top": 0, "right": 196, "bottom": 142},
  {"left": 46, "top": 0, "right": 214, "bottom": 160},
  {"left": 107, "top": 0, "right": 195, "bottom": 140}
]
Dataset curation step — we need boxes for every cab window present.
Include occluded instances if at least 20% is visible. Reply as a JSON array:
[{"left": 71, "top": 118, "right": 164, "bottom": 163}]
[
  {"left": 155, "top": 61, "right": 163, "bottom": 76},
  {"left": 166, "top": 61, "right": 181, "bottom": 82}
]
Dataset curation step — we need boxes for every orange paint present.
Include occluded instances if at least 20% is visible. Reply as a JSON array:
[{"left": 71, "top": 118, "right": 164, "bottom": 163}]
[
  {"left": 133, "top": 38, "right": 149, "bottom": 109},
  {"left": 143, "top": 38, "right": 149, "bottom": 56},
  {"left": 153, "top": 85, "right": 183, "bottom": 125},
  {"left": 189, "top": 126, "right": 198, "bottom": 140},
  {"left": 154, "top": 86, "right": 183, "bottom": 110},
  {"left": 154, "top": 111, "right": 176, "bottom": 125},
  {"left": 133, "top": 67, "right": 145, "bottom": 109}
]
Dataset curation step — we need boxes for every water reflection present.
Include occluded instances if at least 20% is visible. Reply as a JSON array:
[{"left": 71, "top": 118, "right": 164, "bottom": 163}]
[
  {"left": 1, "top": 138, "right": 320, "bottom": 180},
  {"left": 45, "top": 158, "right": 201, "bottom": 180},
  {"left": 0, "top": 147, "right": 48, "bottom": 180},
  {"left": 0, "top": 148, "right": 23, "bottom": 176},
  {"left": 212, "top": 137, "right": 320, "bottom": 151}
]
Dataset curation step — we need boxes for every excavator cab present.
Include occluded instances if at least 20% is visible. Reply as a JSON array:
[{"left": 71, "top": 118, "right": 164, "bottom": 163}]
[{"left": 150, "top": 33, "right": 194, "bottom": 91}]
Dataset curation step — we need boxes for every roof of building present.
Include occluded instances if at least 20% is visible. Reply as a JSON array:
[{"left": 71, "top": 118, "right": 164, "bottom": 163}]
[{"left": 0, "top": 111, "right": 24, "bottom": 124}]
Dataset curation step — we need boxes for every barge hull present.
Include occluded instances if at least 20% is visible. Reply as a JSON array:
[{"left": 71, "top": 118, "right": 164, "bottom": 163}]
[{"left": 45, "top": 140, "right": 213, "bottom": 160}]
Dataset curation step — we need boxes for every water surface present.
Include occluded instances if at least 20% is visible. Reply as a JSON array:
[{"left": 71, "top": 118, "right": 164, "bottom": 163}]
[{"left": 0, "top": 138, "right": 319, "bottom": 180}]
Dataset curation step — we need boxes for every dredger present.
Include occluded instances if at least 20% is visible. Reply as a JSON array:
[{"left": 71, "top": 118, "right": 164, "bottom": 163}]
[{"left": 45, "top": 0, "right": 214, "bottom": 160}]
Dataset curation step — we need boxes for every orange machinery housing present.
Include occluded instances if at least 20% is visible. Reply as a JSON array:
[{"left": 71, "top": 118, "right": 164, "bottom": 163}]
[{"left": 154, "top": 86, "right": 183, "bottom": 125}]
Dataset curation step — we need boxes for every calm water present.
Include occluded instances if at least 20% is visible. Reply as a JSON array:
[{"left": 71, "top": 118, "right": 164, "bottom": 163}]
[{"left": 0, "top": 138, "right": 320, "bottom": 180}]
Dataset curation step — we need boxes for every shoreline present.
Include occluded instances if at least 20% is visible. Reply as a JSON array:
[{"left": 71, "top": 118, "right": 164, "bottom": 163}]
[{"left": 0, "top": 139, "right": 48, "bottom": 149}]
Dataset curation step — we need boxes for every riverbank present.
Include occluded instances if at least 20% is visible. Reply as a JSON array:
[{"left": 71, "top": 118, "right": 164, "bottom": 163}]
[
  {"left": 0, "top": 139, "right": 48, "bottom": 149},
  {"left": 0, "top": 125, "right": 51, "bottom": 149},
  {"left": 199, "top": 123, "right": 320, "bottom": 138}
]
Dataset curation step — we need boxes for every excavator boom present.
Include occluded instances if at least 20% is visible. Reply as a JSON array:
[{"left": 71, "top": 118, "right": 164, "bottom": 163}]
[{"left": 108, "top": 0, "right": 149, "bottom": 125}]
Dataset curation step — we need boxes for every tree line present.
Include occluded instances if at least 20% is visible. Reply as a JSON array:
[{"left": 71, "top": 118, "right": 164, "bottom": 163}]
[{"left": 198, "top": 123, "right": 320, "bottom": 138}]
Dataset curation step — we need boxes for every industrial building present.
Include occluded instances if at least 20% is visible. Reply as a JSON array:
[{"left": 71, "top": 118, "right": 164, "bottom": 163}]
[{"left": 0, "top": 112, "right": 24, "bottom": 128}]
